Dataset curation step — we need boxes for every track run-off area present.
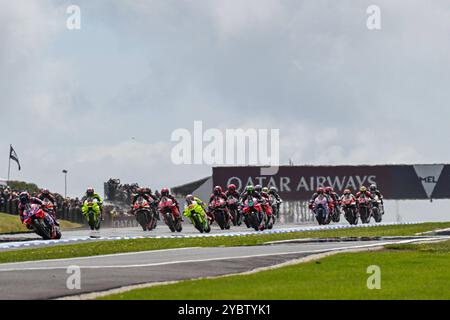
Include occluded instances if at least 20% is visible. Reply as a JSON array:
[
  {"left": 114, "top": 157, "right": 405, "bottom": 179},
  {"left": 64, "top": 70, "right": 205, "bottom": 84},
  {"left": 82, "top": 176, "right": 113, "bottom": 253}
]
[{"left": 0, "top": 221, "right": 424, "bottom": 251}]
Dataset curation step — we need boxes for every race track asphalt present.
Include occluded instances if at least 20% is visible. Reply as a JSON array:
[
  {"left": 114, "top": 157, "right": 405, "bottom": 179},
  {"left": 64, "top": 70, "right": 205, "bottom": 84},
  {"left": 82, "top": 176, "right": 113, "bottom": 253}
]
[
  {"left": 0, "top": 237, "right": 437, "bottom": 300},
  {"left": 0, "top": 221, "right": 420, "bottom": 251}
]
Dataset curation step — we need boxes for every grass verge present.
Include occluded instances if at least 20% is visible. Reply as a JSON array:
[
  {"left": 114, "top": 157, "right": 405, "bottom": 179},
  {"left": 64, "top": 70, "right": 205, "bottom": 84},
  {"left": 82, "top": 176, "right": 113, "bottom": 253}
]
[
  {"left": 102, "top": 239, "right": 450, "bottom": 300},
  {"left": 0, "top": 212, "right": 81, "bottom": 234},
  {"left": 0, "top": 222, "right": 449, "bottom": 264}
]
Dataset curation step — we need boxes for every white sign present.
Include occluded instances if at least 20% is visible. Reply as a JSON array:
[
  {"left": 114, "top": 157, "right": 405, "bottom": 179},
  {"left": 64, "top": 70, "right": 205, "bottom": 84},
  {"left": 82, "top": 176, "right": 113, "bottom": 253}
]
[{"left": 413, "top": 165, "right": 444, "bottom": 198}]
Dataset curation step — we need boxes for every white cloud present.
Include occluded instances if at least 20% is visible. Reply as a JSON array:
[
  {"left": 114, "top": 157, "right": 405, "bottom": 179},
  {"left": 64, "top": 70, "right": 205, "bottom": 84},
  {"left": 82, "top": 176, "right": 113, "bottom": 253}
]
[{"left": 1, "top": 0, "right": 449, "bottom": 199}]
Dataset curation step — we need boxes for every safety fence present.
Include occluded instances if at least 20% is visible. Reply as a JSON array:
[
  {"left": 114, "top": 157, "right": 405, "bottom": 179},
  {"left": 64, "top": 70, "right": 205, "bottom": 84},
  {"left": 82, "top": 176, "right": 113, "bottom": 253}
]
[{"left": 1, "top": 197, "right": 315, "bottom": 228}]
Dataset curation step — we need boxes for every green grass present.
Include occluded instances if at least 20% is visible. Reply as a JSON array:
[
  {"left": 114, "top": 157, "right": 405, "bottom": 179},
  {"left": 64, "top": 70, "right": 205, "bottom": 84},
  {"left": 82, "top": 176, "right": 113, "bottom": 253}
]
[
  {"left": 102, "top": 239, "right": 450, "bottom": 300},
  {"left": 0, "top": 222, "right": 449, "bottom": 264},
  {"left": 0, "top": 212, "right": 81, "bottom": 234}
]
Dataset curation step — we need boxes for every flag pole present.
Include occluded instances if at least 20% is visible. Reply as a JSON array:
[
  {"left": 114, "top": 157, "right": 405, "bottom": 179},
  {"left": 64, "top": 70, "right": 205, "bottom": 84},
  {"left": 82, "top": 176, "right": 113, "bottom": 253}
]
[{"left": 7, "top": 145, "right": 11, "bottom": 181}]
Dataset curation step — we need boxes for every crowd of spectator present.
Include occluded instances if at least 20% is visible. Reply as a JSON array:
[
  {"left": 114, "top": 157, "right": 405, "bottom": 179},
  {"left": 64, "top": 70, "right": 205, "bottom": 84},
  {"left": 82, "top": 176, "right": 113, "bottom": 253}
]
[{"left": 0, "top": 185, "right": 85, "bottom": 223}]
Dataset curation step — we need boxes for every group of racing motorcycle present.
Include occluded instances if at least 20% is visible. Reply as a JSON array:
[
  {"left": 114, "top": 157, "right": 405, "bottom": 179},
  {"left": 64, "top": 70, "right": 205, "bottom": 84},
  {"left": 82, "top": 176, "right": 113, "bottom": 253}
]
[
  {"left": 16, "top": 182, "right": 383, "bottom": 240},
  {"left": 309, "top": 184, "right": 384, "bottom": 225},
  {"left": 129, "top": 184, "right": 283, "bottom": 234}
]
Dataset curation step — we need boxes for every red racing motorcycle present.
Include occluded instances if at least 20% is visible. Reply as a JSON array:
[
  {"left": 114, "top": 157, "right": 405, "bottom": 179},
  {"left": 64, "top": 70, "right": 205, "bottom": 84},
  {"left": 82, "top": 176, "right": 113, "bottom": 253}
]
[
  {"left": 22, "top": 203, "right": 61, "bottom": 240},
  {"left": 209, "top": 197, "right": 231, "bottom": 230},
  {"left": 158, "top": 196, "right": 182, "bottom": 232}
]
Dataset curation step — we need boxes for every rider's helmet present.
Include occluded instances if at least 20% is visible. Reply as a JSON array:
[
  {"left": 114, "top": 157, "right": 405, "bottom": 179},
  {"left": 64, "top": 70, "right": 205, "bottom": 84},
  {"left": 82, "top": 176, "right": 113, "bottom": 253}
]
[
  {"left": 269, "top": 187, "right": 277, "bottom": 194},
  {"left": 160, "top": 188, "right": 169, "bottom": 197},
  {"left": 227, "top": 184, "right": 236, "bottom": 191},
  {"left": 246, "top": 185, "right": 254, "bottom": 193},
  {"left": 41, "top": 189, "right": 50, "bottom": 195},
  {"left": 317, "top": 187, "right": 325, "bottom": 194},
  {"left": 343, "top": 189, "right": 351, "bottom": 195},
  {"left": 262, "top": 187, "right": 269, "bottom": 193},
  {"left": 144, "top": 187, "right": 151, "bottom": 194},
  {"left": 19, "top": 192, "right": 30, "bottom": 204},
  {"left": 325, "top": 187, "right": 333, "bottom": 193},
  {"left": 213, "top": 186, "right": 223, "bottom": 195},
  {"left": 369, "top": 184, "right": 377, "bottom": 192},
  {"left": 86, "top": 187, "right": 95, "bottom": 197},
  {"left": 137, "top": 188, "right": 145, "bottom": 194},
  {"left": 185, "top": 194, "right": 195, "bottom": 204},
  {"left": 360, "top": 186, "right": 367, "bottom": 193},
  {"left": 255, "top": 185, "right": 262, "bottom": 193}
]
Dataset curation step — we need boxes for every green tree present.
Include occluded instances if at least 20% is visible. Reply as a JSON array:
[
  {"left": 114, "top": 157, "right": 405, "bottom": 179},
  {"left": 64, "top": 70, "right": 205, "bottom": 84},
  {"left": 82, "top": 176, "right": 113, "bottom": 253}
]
[{"left": 7, "top": 181, "right": 40, "bottom": 194}]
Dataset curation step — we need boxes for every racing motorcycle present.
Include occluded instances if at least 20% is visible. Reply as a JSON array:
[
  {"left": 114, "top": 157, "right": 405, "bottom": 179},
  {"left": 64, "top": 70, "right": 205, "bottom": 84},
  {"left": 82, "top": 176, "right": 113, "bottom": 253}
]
[
  {"left": 42, "top": 198, "right": 57, "bottom": 220},
  {"left": 371, "top": 194, "right": 383, "bottom": 223},
  {"left": 357, "top": 194, "right": 372, "bottom": 224},
  {"left": 133, "top": 196, "right": 157, "bottom": 231},
  {"left": 331, "top": 199, "right": 341, "bottom": 223},
  {"left": 158, "top": 196, "right": 182, "bottom": 232},
  {"left": 268, "top": 194, "right": 281, "bottom": 221},
  {"left": 183, "top": 200, "right": 211, "bottom": 233},
  {"left": 242, "top": 198, "right": 265, "bottom": 231},
  {"left": 312, "top": 194, "right": 331, "bottom": 225},
  {"left": 341, "top": 195, "right": 358, "bottom": 225},
  {"left": 209, "top": 197, "right": 231, "bottom": 230},
  {"left": 82, "top": 197, "right": 102, "bottom": 231},
  {"left": 22, "top": 203, "right": 61, "bottom": 240},
  {"left": 227, "top": 195, "right": 241, "bottom": 226}
]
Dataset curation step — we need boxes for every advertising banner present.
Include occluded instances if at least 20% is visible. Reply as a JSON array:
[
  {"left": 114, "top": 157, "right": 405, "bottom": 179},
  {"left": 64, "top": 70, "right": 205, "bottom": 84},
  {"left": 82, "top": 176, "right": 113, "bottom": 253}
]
[{"left": 212, "top": 165, "right": 449, "bottom": 200}]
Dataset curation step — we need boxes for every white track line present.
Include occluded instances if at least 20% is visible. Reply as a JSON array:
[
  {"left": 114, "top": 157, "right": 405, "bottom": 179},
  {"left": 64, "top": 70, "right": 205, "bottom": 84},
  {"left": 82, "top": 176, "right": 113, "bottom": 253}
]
[
  {"left": 0, "top": 238, "right": 436, "bottom": 272},
  {"left": 0, "top": 221, "right": 421, "bottom": 250}
]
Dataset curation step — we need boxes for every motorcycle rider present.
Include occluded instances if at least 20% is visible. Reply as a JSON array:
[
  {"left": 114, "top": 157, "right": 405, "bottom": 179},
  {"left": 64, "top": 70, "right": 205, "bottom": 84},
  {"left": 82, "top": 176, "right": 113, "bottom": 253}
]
[
  {"left": 268, "top": 186, "right": 283, "bottom": 217},
  {"left": 81, "top": 188, "right": 104, "bottom": 220},
  {"left": 186, "top": 194, "right": 207, "bottom": 210},
  {"left": 356, "top": 186, "right": 373, "bottom": 201},
  {"left": 369, "top": 184, "right": 384, "bottom": 204},
  {"left": 325, "top": 187, "right": 340, "bottom": 215},
  {"left": 309, "top": 187, "right": 334, "bottom": 213},
  {"left": 37, "top": 189, "right": 58, "bottom": 219},
  {"left": 325, "top": 187, "right": 340, "bottom": 203},
  {"left": 225, "top": 184, "right": 240, "bottom": 200},
  {"left": 209, "top": 186, "right": 228, "bottom": 203},
  {"left": 18, "top": 192, "right": 47, "bottom": 229},
  {"left": 37, "top": 189, "right": 57, "bottom": 205},
  {"left": 369, "top": 183, "right": 384, "bottom": 215},
  {"left": 240, "top": 185, "right": 264, "bottom": 203},
  {"left": 131, "top": 188, "right": 157, "bottom": 206},
  {"left": 268, "top": 187, "right": 282, "bottom": 202},
  {"left": 131, "top": 188, "right": 158, "bottom": 219},
  {"left": 208, "top": 186, "right": 230, "bottom": 222},
  {"left": 309, "top": 187, "right": 325, "bottom": 209},
  {"left": 240, "top": 185, "right": 266, "bottom": 226},
  {"left": 254, "top": 184, "right": 263, "bottom": 196},
  {"left": 160, "top": 188, "right": 182, "bottom": 221},
  {"left": 340, "top": 189, "right": 356, "bottom": 203},
  {"left": 225, "top": 183, "right": 241, "bottom": 218},
  {"left": 262, "top": 187, "right": 275, "bottom": 222},
  {"left": 184, "top": 194, "right": 209, "bottom": 225}
]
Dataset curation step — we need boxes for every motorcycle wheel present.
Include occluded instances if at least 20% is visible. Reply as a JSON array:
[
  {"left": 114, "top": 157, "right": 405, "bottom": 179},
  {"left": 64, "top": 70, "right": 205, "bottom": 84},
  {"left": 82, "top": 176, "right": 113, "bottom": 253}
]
[
  {"left": 165, "top": 213, "right": 176, "bottom": 232},
  {"left": 88, "top": 211, "right": 96, "bottom": 230},
  {"left": 315, "top": 209, "right": 324, "bottom": 225},
  {"left": 33, "top": 218, "right": 52, "bottom": 240},
  {"left": 54, "top": 226, "right": 62, "bottom": 239},
  {"left": 249, "top": 213, "right": 260, "bottom": 231},
  {"left": 332, "top": 208, "right": 341, "bottom": 223},
  {"left": 231, "top": 209, "right": 238, "bottom": 226},
  {"left": 192, "top": 216, "right": 203, "bottom": 233},
  {"left": 360, "top": 208, "right": 370, "bottom": 224},
  {"left": 215, "top": 211, "right": 226, "bottom": 230},
  {"left": 373, "top": 208, "right": 382, "bottom": 223},
  {"left": 136, "top": 211, "right": 148, "bottom": 231},
  {"left": 236, "top": 212, "right": 243, "bottom": 226}
]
